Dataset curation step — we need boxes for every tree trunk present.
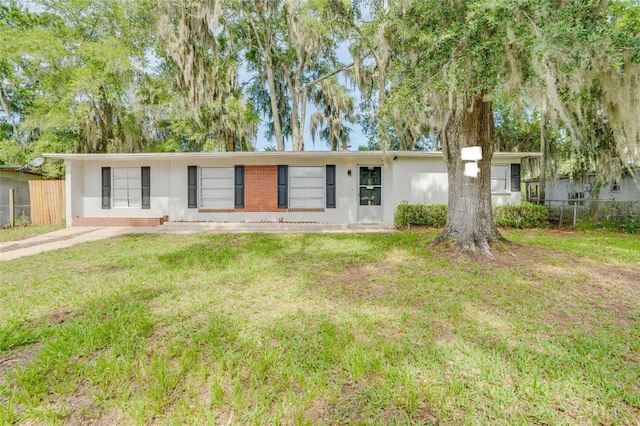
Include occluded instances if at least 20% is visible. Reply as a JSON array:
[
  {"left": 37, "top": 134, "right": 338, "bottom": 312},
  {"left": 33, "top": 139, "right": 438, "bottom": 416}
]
[
  {"left": 0, "top": 86, "right": 17, "bottom": 137},
  {"left": 251, "top": 10, "right": 285, "bottom": 152},
  {"left": 435, "top": 93, "right": 501, "bottom": 254},
  {"left": 226, "top": 129, "right": 235, "bottom": 152},
  {"left": 263, "top": 39, "right": 285, "bottom": 151},
  {"left": 539, "top": 100, "right": 547, "bottom": 204},
  {"left": 289, "top": 66, "right": 305, "bottom": 151}
]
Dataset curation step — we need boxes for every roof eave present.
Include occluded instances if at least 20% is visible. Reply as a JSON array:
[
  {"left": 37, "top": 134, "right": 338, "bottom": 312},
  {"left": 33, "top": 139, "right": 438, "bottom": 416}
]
[{"left": 43, "top": 150, "right": 541, "bottom": 161}]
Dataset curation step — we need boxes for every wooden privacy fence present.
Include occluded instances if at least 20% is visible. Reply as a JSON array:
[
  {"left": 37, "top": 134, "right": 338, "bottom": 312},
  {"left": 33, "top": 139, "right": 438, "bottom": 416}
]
[{"left": 29, "top": 180, "right": 65, "bottom": 225}]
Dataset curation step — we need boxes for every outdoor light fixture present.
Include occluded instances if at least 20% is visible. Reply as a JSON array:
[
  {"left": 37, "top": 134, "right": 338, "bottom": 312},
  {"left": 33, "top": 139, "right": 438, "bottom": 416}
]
[
  {"left": 347, "top": 169, "right": 352, "bottom": 176},
  {"left": 461, "top": 147, "right": 482, "bottom": 178}
]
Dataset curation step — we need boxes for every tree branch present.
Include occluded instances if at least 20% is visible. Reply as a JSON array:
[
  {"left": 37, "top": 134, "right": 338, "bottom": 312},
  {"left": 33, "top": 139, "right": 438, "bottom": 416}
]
[{"left": 304, "top": 62, "right": 355, "bottom": 89}]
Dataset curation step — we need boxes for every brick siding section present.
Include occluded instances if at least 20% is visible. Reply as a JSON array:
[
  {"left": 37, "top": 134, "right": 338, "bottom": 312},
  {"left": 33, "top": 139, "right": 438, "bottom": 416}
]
[
  {"left": 243, "top": 165, "right": 287, "bottom": 212},
  {"left": 73, "top": 216, "right": 167, "bottom": 227},
  {"left": 287, "top": 208, "right": 324, "bottom": 212},
  {"left": 198, "top": 209, "right": 235, "bottom": 213}
]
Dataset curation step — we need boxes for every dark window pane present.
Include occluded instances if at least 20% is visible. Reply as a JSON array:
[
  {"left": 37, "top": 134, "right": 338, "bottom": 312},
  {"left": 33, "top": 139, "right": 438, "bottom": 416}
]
[
  {"left": 359, "top": 187, "right": 381, "bottom": 206},
  {"left": 359, "top": 167, "right": 381, "bottom": 186}
]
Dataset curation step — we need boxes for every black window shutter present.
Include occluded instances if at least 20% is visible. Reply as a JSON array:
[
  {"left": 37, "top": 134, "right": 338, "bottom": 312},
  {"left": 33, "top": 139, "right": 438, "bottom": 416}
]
[
  {"left": 510, "top": 164, "right": 521, "bottom": 192},
  {"left": 326, "top": 165, "right": 336, "bottom": 208},
  {"left": 277, "top": 165, "right": 288, "bottom": 208},
  {"left": 188, "top": 166, "right": 197, "bottom": 208},
  {"left": 234, "top": 165, "right": 244, "bottom": 209},
  {"left": 101, "top": 167, "right": 111, "bottom": 209},
  {"left": 141, "top": 167, "right": 151, "bottom": 209}
]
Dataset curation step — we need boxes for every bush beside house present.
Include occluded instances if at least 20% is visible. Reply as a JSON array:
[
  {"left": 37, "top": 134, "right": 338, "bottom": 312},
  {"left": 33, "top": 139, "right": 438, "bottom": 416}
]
[
  {"left": 394, "top": 202, "right": 550, "bottom": 229},
  {"left": 493, "top": 204, "right": 550, "bottom": 228}
]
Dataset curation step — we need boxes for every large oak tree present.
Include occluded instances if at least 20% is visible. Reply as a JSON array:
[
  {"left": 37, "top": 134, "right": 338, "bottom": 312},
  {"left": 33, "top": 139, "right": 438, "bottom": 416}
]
[{"left": 385, "top": 0, "right": 640, "bottom": 253}]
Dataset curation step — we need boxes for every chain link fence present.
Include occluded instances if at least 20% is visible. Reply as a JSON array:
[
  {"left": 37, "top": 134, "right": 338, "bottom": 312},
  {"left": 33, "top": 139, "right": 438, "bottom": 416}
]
[
  {"left": 0, "top": 204, "right": 31, "bottom": 227},
  {"left": 530, "top": 198, "right": 640, "bottom": 232}
]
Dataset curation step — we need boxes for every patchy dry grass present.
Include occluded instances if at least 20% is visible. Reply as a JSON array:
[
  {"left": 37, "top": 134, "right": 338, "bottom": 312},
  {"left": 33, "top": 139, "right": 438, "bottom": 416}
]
[{"left": 0, "top": 229, "right": 639, "bottom": 425}]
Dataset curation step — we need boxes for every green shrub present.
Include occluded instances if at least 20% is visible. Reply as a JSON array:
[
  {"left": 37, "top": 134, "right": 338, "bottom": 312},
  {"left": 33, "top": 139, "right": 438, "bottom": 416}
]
[
  {"left": 621, "top": 218, "right": 639, "bottom": 234},
  {"left": 394, "top": 202, "right": 447, "bottom": 228},
  {"left": 494, "top": 203, "right": 550, "bottom": 228},
  {"left": 394, "top": 202, "right": 550, "bottom": 229},
  {"left": 600, "top": 217, "right": 639, "bottom": 234},
  {"left": 575, "top": 217, "right": 599, "bottom": 230}
]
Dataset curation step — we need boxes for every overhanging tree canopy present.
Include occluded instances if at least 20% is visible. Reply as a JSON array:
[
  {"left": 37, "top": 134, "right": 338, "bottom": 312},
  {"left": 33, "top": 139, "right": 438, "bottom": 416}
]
[{"left": 383, "top": 0, "right": 640, "bottom": 253}]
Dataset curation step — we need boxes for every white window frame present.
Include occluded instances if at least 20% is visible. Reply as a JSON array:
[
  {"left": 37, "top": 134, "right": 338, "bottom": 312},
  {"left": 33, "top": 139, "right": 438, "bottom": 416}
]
[
  {"left": 491, "top": 165, "right": 509, "bottom": 193},
  {"left": 112, "top": 167, "right": 141, "bottom": 208},
  {"left": 289, "top": 166, "right": 325, "bottom": 208},
  {"left": 199, "top": 167, "right": 234, "bottom": 209}
]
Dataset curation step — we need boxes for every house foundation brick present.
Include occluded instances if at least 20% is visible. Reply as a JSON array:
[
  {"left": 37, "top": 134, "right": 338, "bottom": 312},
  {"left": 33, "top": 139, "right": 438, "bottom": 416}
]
[{"left": 72, "top": 216, "right": 166, "bottom": 227}]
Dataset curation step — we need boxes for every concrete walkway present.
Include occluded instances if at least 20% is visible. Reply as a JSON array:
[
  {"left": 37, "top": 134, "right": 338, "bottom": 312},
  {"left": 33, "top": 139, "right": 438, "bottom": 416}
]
[{"left": 0, "top": 222, "right": 395, "bottom": 261}]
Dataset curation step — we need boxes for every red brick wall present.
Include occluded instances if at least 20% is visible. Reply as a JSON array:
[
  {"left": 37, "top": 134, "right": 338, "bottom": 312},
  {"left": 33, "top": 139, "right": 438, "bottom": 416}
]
[
  {"left": 243, "top": 165, "right": 286, "bottom": 212},
  {"left": 73, "top": 216, "right": 167, "bottom": 227}
]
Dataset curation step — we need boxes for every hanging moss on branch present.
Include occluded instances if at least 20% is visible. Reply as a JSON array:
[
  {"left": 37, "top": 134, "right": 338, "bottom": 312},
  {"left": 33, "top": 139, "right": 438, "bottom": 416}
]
[{"left": 384, "top": 0, "right": 640, "bottom": 254}]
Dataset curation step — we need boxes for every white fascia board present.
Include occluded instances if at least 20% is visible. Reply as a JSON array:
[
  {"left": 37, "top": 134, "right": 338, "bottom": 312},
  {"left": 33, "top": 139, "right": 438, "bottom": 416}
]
[{"left": 43, "top": 150, "right": 541, "bottom": 162}]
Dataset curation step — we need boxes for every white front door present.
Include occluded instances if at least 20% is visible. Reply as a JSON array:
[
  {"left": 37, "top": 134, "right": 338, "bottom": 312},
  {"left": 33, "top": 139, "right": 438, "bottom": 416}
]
[{"left": 357, "top": 166, "right": 383, "bottom": 222}]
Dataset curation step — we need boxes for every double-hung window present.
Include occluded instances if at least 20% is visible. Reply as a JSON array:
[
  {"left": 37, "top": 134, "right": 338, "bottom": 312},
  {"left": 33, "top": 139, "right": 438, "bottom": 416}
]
[{"left": 490, "top": 165, "right": 509, "bottom": 192}]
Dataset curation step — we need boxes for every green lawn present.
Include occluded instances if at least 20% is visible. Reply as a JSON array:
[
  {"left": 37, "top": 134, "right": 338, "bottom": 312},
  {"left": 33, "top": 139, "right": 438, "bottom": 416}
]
[
  {"left": 0, "top": 224, "right": 65, "bottom": 242},
  {"left": 1, "top": 229, "right": 639, "bottom": 424}
]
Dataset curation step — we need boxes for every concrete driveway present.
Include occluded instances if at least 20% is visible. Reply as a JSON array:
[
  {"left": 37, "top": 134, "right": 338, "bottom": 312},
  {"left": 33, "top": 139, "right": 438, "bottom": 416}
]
[{"left": 0, "top": 222, "right": 395, "bottom": 261}]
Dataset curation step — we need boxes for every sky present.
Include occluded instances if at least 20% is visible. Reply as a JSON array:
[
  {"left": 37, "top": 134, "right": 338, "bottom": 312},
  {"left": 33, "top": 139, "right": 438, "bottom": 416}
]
[
  {"left": 251, "top": 42, "right": 370, "bottom": 152},
  {"left": 252, "top": 110, "right": 369, "bottom": 152}
]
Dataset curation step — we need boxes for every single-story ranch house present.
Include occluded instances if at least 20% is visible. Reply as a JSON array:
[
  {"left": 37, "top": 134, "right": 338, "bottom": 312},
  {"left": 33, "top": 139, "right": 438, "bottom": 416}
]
[{"left": 44, "top": 151, "right": 539, "bottom": 227}]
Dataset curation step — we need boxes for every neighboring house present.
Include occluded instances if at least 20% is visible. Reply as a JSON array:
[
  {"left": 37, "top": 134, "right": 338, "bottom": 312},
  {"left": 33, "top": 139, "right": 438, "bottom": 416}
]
[
  {"left": 0, "top": 166, "right": 45, "bottom": 227},
  {"left": 525, "top": 172, "right": 640, "bottom": 205},
  {"left": 44, "top": 151, "right": 538, "bottom": 227}
]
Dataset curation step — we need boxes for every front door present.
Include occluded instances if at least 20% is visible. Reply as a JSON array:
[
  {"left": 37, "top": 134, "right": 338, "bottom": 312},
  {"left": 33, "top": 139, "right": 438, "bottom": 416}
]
[{"left": 357, "top": 166, "right": 383, "bottom": 222}]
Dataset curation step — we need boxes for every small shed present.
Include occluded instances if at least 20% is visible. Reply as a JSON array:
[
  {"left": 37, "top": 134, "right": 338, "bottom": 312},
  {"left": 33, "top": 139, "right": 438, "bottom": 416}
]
[{"left": 0, "top": 166, "right": 45, "bottom": 227}]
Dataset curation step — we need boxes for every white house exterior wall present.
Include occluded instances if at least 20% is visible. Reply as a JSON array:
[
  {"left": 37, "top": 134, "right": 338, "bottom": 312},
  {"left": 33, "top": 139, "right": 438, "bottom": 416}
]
[
  {"left": 79, "top": 159, "right": 171, "bottom": 218},
  {"left": 390, "top": 157, "right": 449, "bottom": 207},
  {"left": 536, "top": 175, "right": 639, "bottom": 202},
  {"left": 66, "top": 163, "right": 84, "bottom": 225},
  {"left": 598, "top": 178, "right": 640, "bottom": 201},
  {"left": 390, "top": 157, "right": 522, "bottom": 208},
  {"left": 49, "top": 151, "right": 537, "bottom": 227}
]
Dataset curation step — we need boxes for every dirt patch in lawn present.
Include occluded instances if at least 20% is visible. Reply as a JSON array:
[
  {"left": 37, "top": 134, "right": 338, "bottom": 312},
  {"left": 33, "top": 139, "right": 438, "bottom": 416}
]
[
  {"left": 0, "top": 343, "right": 42, "bottom": 386},
  {"left": 46, "top": 307, "right": 82, "bottom": 325},
  {"left": 433, "top": 240, "right": 640, "bottom": 329},
  {"left": 316, "top": 260, "right": 400, "bottom": 303}
]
